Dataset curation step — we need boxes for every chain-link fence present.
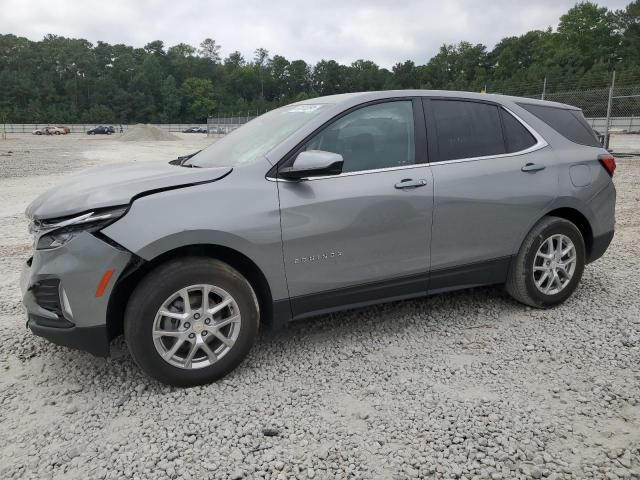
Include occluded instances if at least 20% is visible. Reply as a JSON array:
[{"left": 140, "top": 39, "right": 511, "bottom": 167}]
[
  {"left": 0, "top": 123, "right": 209, "bottom": 134},
  {"left": 610, "top": 84, "right": 640, "bottom": 130},
  {"left": 206, "top": 115, "right": 258, "bottom": 136},
  {"left": 488, "top": 71, "right": 640, "bottom": 149}
]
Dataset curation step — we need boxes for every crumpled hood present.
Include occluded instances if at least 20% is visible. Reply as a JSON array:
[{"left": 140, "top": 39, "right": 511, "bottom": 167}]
[{"left": 26, "top": 162, "right": 232, "bottom": 220}]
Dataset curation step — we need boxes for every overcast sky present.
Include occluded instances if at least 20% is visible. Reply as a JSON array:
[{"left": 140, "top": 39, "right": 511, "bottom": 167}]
[{"left": 0, "top": 0, "right": 630, "bottom": 68}]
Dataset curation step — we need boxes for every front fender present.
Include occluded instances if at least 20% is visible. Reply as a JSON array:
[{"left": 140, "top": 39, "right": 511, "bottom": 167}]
[{"left": 101, "top": 172, "right": 288, "bottom": 302}]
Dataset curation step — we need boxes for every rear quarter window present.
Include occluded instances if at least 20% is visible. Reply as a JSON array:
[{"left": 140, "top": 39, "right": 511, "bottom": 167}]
[
  {"left": 517, "top": 103, "right": 601, "bottom": 147},
  {"left": 500, "top": 109, "right": 537, "bottom": 153}
]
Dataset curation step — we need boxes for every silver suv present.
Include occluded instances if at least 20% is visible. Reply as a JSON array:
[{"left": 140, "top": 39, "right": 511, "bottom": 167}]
[{"left": 21, "top": 91, "right": 616, "bottom": 386}]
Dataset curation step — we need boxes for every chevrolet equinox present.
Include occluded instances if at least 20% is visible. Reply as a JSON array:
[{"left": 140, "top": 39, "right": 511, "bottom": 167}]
[{"left": 21, "top": 91, "right": 616, "bottom": 386}]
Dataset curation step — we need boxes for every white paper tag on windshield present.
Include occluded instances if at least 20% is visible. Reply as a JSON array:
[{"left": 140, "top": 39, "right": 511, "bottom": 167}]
[{"left": 287, "top": 104, "right": 323, "bottom": 113}]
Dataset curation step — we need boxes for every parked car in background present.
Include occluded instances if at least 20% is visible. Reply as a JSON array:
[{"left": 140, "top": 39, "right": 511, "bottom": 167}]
[
  {"left": 21, "top": 90, "right": 616, "bottom": 386},
  {"left": 183, "top": 127, "right": 208, "bottom": 133},
  {"left": 32, "top": 126, "right": 67, "bottom": 135},
  {"left": 87, "top": 125, "right": 115, "bottom": 135},
  {"left": 57, "top": 125, "right": 71, "bottom": 134}
]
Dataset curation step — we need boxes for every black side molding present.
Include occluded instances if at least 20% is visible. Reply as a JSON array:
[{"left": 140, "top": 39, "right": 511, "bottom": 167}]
[
  {"left": 284, "top": 256, "right": 512, "bottom": 322},
  {"left": 588, "top": 230, "right": 614, "bottom": 263},
  {"left": 270, "top": 299, "right": 293, "bottom": 331},
  {"left": 428, "top": 256, "right": 512, "bottom": 294},
  {"left": 290, "top": 272, "right": 428, "bottom": 319}
]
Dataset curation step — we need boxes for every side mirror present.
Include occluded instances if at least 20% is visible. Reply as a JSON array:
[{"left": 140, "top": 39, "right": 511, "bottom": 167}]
[{"left": 279, "top": 150, "right": 344, "bottom": 180}]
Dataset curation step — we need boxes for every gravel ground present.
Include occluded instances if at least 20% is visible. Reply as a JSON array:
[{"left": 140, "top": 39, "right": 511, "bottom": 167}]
[{"left": 0, "top": 134, "right": 639, "bottom": 480}]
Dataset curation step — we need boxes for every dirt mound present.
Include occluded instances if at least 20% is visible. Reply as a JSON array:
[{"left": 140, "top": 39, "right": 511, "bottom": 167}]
[{"left": 120, "top": 124, "right": 180, "bottom": 142}]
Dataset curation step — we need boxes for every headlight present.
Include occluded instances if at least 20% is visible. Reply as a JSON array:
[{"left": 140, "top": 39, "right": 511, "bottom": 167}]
[
  {"left": 31, "top": 207, "right": 127, "bottom": 250},
  {"left": 37, "top": 230, "right": 77, "bottom": 249}
]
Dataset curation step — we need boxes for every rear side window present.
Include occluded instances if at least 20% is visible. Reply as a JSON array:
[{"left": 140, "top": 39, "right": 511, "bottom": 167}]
[
  {"left": 501, "top": 109, "right": 537, "bottom": 153},
  {"left": 431, "top": 100, "right": 505, "bottom": 161},
  {"left": 517, "top": 103, "right": 600, "bottom": 147}
]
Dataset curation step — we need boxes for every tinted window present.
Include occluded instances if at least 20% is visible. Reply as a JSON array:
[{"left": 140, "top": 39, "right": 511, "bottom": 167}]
[
  {"left": 517, "top": 103, "right": 600, "bottom": 147},
  {"left": 501, "top": 109, "right": 537, "bottom": 153},
  {"left": 431, "top": 100, "right": 505, "bottom": 161},
  {"left": 303, "top": 101, "right": 415, "bottom": 173}
]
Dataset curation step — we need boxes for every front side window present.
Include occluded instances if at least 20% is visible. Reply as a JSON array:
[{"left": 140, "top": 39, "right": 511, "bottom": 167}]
[
  {"left": 302, "top": 101, "right": 415, "bottom": 173},
  {"left": 431, "top": 100, "right": 505, "bottom": 161}
]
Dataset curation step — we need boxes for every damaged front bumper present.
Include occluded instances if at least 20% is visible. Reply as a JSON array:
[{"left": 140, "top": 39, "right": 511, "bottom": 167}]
[{"left": 21, "top": 231, "right": 131, "bottom": 357}]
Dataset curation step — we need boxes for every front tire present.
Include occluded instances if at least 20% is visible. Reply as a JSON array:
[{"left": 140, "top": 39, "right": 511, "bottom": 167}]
[
  {"left": 124, "top": 257, "right": 260, "bottom": 387},
  {"left": 506, "top": 216, "right": 585, "bottom": 308}
]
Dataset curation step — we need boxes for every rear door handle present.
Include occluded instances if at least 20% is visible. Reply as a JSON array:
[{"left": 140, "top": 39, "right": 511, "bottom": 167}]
[
  {"left": 521, "top": 163, "right": 546, "bottom": 172},
  {"left": 395, "top": 178, "right": 428, "bottom": 189}
]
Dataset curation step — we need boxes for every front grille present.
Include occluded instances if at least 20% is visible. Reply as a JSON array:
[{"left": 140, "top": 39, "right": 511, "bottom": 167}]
[{"left": 31, "top": 279, "right": 63, "bottom": 316}]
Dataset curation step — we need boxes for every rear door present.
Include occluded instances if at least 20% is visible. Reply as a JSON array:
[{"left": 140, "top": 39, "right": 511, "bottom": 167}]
[
  {"left": 423, "top": 98, "right": 558, "bottom": 291},
  {"left": 276, "top": 99, "right": 433, "bottom": 317}
]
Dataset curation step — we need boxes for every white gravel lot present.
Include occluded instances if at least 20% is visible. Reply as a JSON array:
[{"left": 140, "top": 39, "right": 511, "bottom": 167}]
[{"left": 0, "top": 134, "right": 639, "bottom": 480}]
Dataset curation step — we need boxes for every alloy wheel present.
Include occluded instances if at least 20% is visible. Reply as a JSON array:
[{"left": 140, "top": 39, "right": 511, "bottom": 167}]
[
  {"left": 152, "top": 284, "right": 241, "bottom": 369},
  {"left": 532, "top": 234, "right": 577, "bottom": 296}
]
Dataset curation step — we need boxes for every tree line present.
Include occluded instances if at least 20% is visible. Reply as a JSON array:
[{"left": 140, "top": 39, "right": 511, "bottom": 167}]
[{"left": 0, "top": 1, "right": 639, "bottom": 124}]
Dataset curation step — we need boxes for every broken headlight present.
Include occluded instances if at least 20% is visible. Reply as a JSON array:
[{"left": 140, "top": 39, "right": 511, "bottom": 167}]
[{"left": 31, "top": 207, "right": 128, "bottom": 250}]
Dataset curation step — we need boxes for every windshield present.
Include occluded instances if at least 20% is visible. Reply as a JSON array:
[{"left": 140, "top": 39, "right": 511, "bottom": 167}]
[{"left": 188, "top": 103, "right": 330, "bottom": 168}]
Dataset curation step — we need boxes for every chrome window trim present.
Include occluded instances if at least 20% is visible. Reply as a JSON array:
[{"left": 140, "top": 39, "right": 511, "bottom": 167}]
[
  {"left": 428, "top": 105, "right": 548, "bottom": 167},
  {"left": 266, "top": 104, "right": 548, "bottom": 182},
  {"left": 266, "top": 162, "right": 427, "bottom": 182}
]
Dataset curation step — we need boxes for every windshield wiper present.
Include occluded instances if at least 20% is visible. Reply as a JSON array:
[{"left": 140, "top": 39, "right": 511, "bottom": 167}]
[{"left": 169, "top": 150, "right": 202, "bottom": 167}]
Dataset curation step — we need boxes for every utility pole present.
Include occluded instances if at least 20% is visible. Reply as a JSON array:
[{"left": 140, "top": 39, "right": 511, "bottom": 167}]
[
  {"left": 605, "top": 70, "right": 616, "bottom": 150},
  {"left": 541, "top": 77, "right": 547, "bottom": 100}
]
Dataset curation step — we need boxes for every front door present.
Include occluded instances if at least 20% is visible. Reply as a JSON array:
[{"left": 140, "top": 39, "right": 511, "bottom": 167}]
[{"left": 276, "top": 99, "right": 434, "bottom": 317}]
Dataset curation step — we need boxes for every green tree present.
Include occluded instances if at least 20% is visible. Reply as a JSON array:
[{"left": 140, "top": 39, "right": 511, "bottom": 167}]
[
  {"left": 287, "top": 60, "right": 311, "bottom": 96},
  {"left": 161, "top": 75, "right": 182, "bottom": 121},
  {"left": 144, "top": 40, "right": 165, "bottom": 56},
  {"left": 268, "top": 54, "right": 290, "bottom": 99},
  {"left": 554, "top": 2, "right": 619, "bottom": 70},
  {"left": 254, "top": 47, "right": 269, "bottom": 99},
  {"left": 182, "top": 77, "right": 216, "bottom": 120},
  {"left": 615, "top": 0, "right": 640, "bottom": 63},
  {"left": 224, "top": 51, "right": 245, "bottom": 69},
  {"left": 392, "top": 60, "right": 420, "bottom": 89},
  {"left": 312, "top": 60, "right": 346, "bottom": 95},
  {"left": 199, "top": 38, "right": 221, "bottom": 63},
  {"left": 0, "top": 0, "right": 636, "bottom": 123}
]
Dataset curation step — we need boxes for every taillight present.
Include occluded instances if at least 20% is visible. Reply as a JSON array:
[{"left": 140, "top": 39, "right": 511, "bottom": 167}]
[{"left": 598, "top": 154, "right": 616, "bottom": 177}]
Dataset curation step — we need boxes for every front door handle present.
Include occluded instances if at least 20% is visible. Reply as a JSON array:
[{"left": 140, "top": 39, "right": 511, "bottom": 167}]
[
  {"left": 521, "top": 163, "right": 546, "bottom": 172},
  {"left": 395, "top": 178, "right": 428, "bottom": 189}
]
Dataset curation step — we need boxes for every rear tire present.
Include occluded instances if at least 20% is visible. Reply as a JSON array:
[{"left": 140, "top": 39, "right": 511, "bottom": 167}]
[
  {"left": 124, "top": 257, "right": 260, "bottom": 387},
  {"left": 506, "top": 216, "right": 585, "bottom": 308}
]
